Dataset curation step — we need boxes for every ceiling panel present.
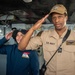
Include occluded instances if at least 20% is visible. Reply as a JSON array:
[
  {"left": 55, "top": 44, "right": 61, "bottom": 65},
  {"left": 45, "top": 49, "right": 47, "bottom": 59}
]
[{"left": 0, "top": 0, "right": 75, "bottom": 24}]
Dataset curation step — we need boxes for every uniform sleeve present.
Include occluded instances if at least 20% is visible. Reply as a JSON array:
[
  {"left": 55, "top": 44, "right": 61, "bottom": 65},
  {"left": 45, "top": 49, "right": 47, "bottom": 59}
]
[
  {"left": 26, "top": 36, "right": 42, "bottom": 50},
  {"left": 0, "top": 37, "right": 9, "bottom": 54},
  {"left": 30, "top": 51, "right": 39, "bottom": 75},
  {"left": 0, "top": 37, "right": 8, "bottom": 46}
]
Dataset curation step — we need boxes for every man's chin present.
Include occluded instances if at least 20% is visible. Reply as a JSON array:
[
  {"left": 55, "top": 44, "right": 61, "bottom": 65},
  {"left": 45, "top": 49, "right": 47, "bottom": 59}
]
[{"left": 55, "top": 27, "right": 62, "bottom": 30}]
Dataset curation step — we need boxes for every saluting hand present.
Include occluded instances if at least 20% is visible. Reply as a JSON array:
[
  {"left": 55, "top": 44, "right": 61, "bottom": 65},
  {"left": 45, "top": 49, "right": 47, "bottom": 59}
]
[
  {"left": 31, "top": 14, "right": 49, "bottom": 31},
  {"left": 5, "top": 31, "right": 13, "bottom": 40}
]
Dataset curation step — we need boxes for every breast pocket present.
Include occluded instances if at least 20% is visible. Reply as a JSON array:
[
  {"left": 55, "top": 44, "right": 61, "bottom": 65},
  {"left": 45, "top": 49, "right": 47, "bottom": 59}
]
[
  {"left": 63, "top": 42, "right": 75, "bottom": 52},
  {"left": 43, "top": 42, "right": 56, "bottom": 52},
  {"left": 63, "top": 43, "right": 75, "bottom": 62}
]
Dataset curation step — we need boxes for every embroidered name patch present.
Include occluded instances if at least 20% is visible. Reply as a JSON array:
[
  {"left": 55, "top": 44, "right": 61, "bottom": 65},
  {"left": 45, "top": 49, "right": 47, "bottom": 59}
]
[{"left": 46, "top": 42, "right": 55, "bottom": 45}]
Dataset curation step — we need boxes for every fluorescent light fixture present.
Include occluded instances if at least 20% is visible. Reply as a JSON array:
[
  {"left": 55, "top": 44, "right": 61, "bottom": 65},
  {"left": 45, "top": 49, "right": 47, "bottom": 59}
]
[{"left": 23, "top": 0, "right": 32, "bottom": 3}]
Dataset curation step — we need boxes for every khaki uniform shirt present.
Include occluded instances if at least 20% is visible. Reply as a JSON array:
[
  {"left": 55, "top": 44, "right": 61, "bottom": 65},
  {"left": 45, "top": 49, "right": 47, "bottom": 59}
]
[{"left": 26, "top": 28, "right": 75, "bottom": 75}]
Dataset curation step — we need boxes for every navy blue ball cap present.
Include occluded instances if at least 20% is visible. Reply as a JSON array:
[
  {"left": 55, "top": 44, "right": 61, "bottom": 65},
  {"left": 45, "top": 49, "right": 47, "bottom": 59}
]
[
  {"left": 19, "top": 29, "right": 28, "bottom": 34},
  {"left": 12, "top": 29, "right": 28, "bottom": 42}
]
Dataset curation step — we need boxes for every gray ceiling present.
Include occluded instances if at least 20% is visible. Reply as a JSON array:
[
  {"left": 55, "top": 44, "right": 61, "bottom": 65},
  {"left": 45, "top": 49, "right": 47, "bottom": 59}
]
[{"left": 0, "top": 0, "right": 75, "bottom": 25}]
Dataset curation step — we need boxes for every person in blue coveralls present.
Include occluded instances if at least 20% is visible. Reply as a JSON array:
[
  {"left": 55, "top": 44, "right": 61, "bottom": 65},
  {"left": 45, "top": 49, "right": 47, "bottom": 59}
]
[{"left": 0, "top": 29, "right": 39, "bottom": 75}]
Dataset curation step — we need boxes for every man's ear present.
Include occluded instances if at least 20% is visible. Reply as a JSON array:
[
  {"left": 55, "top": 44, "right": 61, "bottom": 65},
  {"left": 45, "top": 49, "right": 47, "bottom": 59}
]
[{"left": 66, "top": 16, "right": 68, "bottom": 21}]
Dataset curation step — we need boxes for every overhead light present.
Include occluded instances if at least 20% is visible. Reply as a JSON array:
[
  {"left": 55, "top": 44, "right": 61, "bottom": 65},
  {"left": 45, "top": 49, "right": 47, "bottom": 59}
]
[{"left": 23, "top": 0, "right": 32, "bottom": 3}]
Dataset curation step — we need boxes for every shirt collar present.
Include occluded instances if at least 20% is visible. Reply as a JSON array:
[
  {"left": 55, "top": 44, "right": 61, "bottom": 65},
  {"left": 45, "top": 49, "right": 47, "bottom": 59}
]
[{"left": 49, "top": 27, "right": 68, "bottom": 39}]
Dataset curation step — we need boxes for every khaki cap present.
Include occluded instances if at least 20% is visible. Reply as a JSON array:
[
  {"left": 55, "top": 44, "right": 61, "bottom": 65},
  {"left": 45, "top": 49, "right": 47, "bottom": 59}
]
[{"left": 49, "top": 4, "right": 67, "bottom": 15}]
